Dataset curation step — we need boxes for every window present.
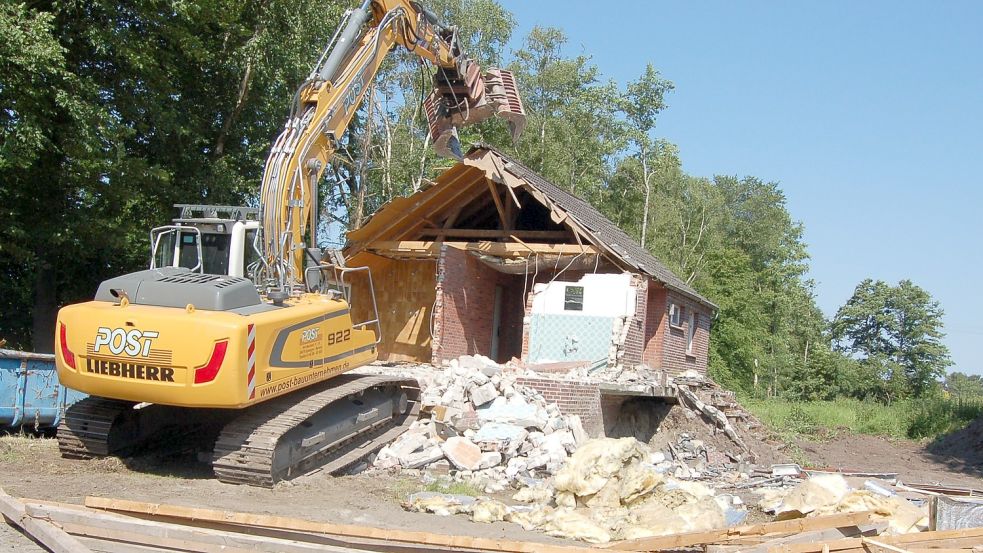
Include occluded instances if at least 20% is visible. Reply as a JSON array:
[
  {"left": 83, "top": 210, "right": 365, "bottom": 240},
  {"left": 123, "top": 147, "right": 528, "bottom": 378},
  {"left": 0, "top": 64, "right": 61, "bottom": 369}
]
[
  {"left": 687, "top": 312, "right": 697, "bottom": 355},
  {"left": 669, "top": 303, "right": 682, "bottom": 327},
  {"left": 564, "top": 285, "right": 584, "bottom": 311}
]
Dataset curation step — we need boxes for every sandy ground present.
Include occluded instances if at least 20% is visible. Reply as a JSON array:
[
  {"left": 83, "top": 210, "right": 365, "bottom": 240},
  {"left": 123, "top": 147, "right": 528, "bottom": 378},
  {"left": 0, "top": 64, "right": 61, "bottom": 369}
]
[
  {"left": 797, "top": 432, "right": 983, "bottom": 488},
  {"left": 0, "top": 436, "right": 566, "bottom": 551}
]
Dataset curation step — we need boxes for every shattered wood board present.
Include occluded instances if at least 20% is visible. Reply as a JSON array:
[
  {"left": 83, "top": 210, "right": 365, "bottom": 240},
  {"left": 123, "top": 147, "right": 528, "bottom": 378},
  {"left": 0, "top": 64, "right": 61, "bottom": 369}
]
[
  {"left": 348, "top": 254, "right": 436, "bottom": 363},
  {"left": 528, "top": 313, "right": 615, "bottom": 365}
]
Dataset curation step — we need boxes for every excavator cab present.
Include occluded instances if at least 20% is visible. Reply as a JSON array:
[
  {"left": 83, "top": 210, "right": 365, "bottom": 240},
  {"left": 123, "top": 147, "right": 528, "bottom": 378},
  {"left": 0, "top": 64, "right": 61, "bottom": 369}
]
[{"left": 150, "top": 204, "right": 261, "bottom": 278}]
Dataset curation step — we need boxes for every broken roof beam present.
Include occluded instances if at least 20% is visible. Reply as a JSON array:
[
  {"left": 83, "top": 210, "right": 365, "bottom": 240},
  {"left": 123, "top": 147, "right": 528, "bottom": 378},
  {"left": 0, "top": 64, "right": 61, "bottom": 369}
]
[
  {"left": 419, "top": 229, "right": 571, "bottom": 240},
  {"left": 345, "top": 164, "right": 485, "bottom": 257},
  {"left": 486, "top": 179, "right": 510, "bottom": 230},
  {"left": 367, "top": 240, "right": 601, "bottom": 259}
]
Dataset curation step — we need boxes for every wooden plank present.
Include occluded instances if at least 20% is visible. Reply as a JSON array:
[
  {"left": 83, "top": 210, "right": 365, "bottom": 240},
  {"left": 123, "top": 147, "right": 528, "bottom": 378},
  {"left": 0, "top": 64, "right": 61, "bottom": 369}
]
[
  {"left": 85, "top": 496, "right": 601, "bottom": 553},
  {"left": 419, "top": 229, "right": 570, "bottom": 239},
  {"left": 25, "top": 503, "right": 348, "bottom": 553},
  {"left": 0, "top": 489, "right": 91, "bottom": 553},
  {"left": 705, "top": 524, "right": 887, "bottom": 553},
  {"left": 861, "top": 538, "right": 911, "bottom": 553},
  {"left": 77, "top": 535, "right": 189, "bottom": 553},
  {"left": 606, "top": 512, "right": 877, "bottom": 551},
  {"left": 347, "top": 254, "right": 435, "bottom": 363},
  {"left": 768, "top": 527, "right": 983, "bottom": 553}
]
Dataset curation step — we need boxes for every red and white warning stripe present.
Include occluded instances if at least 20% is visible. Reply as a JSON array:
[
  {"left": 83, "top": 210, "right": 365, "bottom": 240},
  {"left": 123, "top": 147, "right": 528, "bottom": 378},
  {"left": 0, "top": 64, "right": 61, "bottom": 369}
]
[{"left": 246, "top": 324, "right": 257, "bottom": 399}]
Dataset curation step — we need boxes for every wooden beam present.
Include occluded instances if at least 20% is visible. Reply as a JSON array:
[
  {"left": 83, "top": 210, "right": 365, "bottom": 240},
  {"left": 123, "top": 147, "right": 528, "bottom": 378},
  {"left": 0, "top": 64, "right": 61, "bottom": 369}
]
[
  {"left": 441, "top": 206, "right": 462, "bottom": 229},
  {"left": 486, "top": 180, "right": 510, "bottom": 231},
  {"left": 367, "top": 241, "right": 602, "bottom": 258},
  {"left": 489, "top": 154, "right": 522, "bottom": 209},
  {"left": 346, "top": 165, "right": 483, "bottom": 257},
  {"left": 705, "top": 523, "right": 887, "bottom": 553},
  {"left": 0, "top": 490, "right": 92, "bottom": 553},
  {"left": 84, "top": 497, "right": 601, "bottom": 553},
  {"left": 419, "top": 229, "right": 570, "bottom": 239},
  {"left": 27, "top": 502, "right": 350, "bottom": 553},
  {"left": 605, "top": 511, "right": 876, "bottom": 551}
]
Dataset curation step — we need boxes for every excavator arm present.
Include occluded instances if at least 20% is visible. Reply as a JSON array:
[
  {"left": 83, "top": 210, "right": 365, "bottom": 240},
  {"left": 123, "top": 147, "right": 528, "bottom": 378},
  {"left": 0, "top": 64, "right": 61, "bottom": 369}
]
[{"left": 259, "top": 0, "right": 524, "bottom": 292}]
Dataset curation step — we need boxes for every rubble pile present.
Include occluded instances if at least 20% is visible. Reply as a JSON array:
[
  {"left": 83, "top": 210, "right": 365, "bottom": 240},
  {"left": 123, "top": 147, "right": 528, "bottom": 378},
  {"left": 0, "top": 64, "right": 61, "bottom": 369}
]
[
  {"left": 404, "top": 437, "right": 748, "bottom": 543},
  {"left": 371, "top": 355, "right": 588, "bottom": 491},
  {"left": 403, "top": 437, "right": 932, "bottom": 544}
]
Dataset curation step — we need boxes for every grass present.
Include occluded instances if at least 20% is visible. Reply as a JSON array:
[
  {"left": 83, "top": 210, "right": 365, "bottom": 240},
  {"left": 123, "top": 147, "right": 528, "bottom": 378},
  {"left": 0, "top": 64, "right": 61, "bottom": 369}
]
[
  {"left": 0, "top": 433, "right": 54, "bottom": 463},
  {"left": 391, "top": 477, "right": 484, "bottom": 502},
  {"left": 743, "top": 396, "right": 983, "bottom": 442}
]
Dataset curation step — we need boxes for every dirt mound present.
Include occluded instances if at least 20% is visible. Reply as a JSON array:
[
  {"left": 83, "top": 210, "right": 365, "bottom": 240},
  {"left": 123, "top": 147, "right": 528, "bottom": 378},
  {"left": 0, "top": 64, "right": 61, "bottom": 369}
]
[
  {"left": 606, "top": 397, "right": 789, "bottom": 466},
  {"left": 926, "top": 415, "right": 983, "bottom": 475}
]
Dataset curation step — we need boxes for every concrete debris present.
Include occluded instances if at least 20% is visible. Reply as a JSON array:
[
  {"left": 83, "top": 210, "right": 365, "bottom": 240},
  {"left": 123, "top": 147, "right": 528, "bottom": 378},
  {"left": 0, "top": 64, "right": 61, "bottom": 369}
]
[
  {"left": 372, "top": 355, "right": 588, "bottom": 486},
  {"left": 441, "top": 437, "right": 484, "bottom": 471}
]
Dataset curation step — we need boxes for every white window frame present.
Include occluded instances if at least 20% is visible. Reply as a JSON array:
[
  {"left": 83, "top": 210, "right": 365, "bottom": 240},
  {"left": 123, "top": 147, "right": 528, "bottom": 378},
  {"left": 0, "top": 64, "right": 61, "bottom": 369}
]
[
  {"left": 669, "top": 302, "right": 682, "bottom": 327},
  {"left": 686, "top": 311, "right": 697, "bottom": 355}
]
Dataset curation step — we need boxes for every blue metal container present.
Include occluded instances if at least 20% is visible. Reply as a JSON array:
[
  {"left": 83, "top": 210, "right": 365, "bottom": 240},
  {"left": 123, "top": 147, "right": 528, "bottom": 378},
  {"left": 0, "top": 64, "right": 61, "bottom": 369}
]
[{"left": 0, "top": 348, "right": 87, "bottom": 429}]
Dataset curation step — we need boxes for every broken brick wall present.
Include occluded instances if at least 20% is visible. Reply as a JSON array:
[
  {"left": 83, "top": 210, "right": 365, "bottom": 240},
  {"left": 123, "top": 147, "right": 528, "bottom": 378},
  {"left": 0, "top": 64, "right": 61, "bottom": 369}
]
[
  {"left": 514, "top": 375, "right": 603, "bottom": 436},
  {"left": 433, "top": 246, "right": 524, "bottom": 364},
  {"left": 621, "top": 275, "right": 648, "bottom": 366}
]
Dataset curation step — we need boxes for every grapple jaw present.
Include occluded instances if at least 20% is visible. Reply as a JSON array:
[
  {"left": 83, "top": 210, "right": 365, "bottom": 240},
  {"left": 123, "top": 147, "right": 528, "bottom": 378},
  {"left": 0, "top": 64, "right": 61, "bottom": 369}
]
[{"left": 424, "top": 60, "right": 525, "bottom": 159}]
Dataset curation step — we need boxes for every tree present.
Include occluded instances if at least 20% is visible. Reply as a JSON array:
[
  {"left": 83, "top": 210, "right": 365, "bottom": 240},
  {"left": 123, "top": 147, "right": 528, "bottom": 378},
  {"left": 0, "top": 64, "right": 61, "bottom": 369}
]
[
  {"left": 945, "top": 372, "right": 983, "bottom": 399},
  {"left": 831, "top": 279, "right": 951, "bottom": 398},
  {"left": 508, "top": 26, "right": 624, "bottom": 202},
  {"left": 620, "top": 64, "right": 674, "bottom": 247},
  {"left": 0, "top": 0, "right": 345, "bottom": 350}
]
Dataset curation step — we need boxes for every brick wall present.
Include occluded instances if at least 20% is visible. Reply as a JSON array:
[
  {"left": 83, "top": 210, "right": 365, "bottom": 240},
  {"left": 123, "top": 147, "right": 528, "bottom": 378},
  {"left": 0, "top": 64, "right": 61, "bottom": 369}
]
[
  {"left": 514, "top": 376, "right": 603, "bottom": 436},
  {"left": 660, "top": 291, "right": 711, "bottom": 377},
  {"left": 433, "top": 246, "right": 524, "bottom": 363},
  {"left": 643, "top": 283, "right": 667, "bottom": 368},
  {"left": 622, "top": 275, "right": 648, "bottom": 366}
]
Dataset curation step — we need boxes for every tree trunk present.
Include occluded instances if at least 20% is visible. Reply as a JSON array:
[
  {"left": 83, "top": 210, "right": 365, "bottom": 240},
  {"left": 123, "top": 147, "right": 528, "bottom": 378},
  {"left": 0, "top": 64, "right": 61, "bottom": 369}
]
[{"left": 640, "top": 152, "right": 651, "bottom": 248}]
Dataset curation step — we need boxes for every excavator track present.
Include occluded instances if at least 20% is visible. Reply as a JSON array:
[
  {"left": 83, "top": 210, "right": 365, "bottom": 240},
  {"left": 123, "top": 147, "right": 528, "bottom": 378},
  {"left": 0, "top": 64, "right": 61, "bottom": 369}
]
[
  {"left": 57, "top": 397, "right": 133, "bottom": 459},
  {"left": 212, "top": 373, "right": 419, "bottom": 487}
]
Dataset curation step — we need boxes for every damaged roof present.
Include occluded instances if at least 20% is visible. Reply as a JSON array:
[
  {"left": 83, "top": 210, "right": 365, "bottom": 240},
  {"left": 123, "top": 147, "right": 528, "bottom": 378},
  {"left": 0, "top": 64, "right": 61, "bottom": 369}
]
[
  {"left": 477, "top": 146, "right": 715, "bottom": 309},
  {"left": 346, "top": 145, "right": 716, "bottom": 309}
]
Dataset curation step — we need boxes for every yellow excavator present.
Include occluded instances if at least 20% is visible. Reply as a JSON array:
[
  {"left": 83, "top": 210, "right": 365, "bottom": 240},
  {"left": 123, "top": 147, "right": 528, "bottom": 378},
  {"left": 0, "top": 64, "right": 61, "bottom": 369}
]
[{"left": 54, "top": 0, "right": 524, "bottom": 487}]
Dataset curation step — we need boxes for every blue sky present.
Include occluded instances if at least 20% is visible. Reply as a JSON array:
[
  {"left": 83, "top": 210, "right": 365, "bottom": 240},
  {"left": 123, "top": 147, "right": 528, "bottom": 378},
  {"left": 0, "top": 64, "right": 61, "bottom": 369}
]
[{"left": 499, "top": 0, "right": 983, "bottom": 374}]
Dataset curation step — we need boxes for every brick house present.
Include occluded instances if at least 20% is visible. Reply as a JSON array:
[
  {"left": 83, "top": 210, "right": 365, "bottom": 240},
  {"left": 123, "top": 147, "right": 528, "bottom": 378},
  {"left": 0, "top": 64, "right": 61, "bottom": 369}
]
[{"left": 344, "top": 146, "right": 717, "bottom": 380}]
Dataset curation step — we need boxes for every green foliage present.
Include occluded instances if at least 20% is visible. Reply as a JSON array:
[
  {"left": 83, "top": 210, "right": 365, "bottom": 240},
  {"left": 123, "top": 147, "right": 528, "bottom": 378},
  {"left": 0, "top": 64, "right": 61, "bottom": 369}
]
[
  {"left": 831, "top": 279, "right": 952, "bottom": 399},
  {"left": 0, "top": 0, "right": 344, "bottom": 349},
  {"left": 945, "top": 372, "right": 983, "bottom": 399},
  {"left": 745, "top": 396, "right": 983, "bottom": 441}
]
